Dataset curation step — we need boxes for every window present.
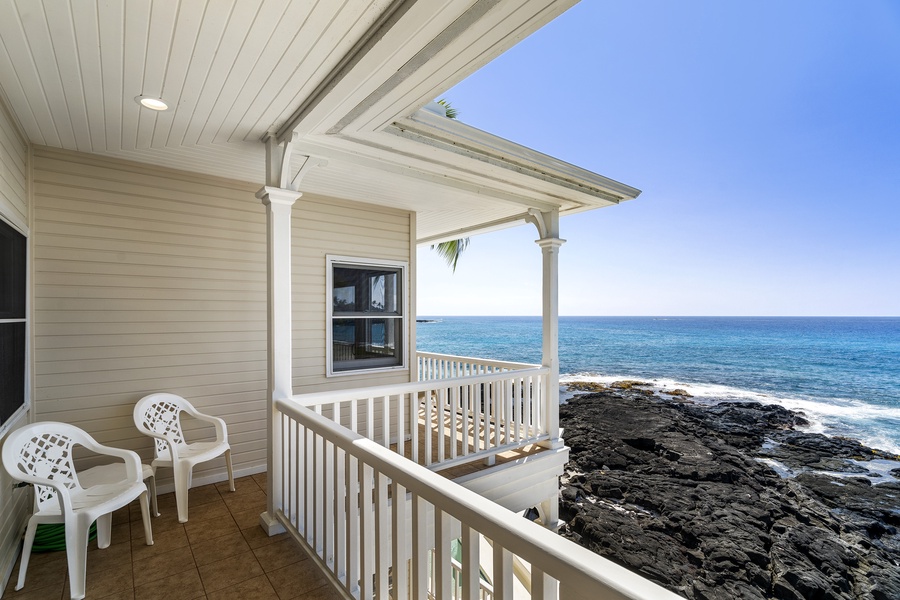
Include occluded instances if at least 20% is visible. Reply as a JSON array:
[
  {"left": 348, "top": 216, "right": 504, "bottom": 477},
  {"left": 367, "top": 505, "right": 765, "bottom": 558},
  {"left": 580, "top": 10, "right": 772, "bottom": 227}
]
[
  {"left": 327, "top": 256, "right": 407, "bottom": 375},
  {"left": 1, "top": 217, "right": 26, "bottom": 430}
]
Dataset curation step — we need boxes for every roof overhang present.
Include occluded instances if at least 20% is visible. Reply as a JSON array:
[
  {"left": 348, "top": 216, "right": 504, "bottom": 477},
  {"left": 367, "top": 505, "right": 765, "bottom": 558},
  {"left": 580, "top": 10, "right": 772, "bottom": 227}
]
[{"left": 0, "top": 0, "right": 640, "bottom": 242}]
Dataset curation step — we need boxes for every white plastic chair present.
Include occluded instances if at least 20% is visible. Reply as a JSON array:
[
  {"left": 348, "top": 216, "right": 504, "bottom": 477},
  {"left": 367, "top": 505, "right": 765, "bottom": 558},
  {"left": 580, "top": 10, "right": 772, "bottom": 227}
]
[
  {"left": 134, "top": 393, "right": 234, "bottom": 523},
  {"left": 1, "top": 422, "right": 154, "bottom": 600}
]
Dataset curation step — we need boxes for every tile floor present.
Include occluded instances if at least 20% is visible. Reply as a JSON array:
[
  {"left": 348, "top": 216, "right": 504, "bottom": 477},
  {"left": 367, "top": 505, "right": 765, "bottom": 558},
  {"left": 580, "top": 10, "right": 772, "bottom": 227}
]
[{"left": 2, "top": 473, "right": 343, "bottom": 600}]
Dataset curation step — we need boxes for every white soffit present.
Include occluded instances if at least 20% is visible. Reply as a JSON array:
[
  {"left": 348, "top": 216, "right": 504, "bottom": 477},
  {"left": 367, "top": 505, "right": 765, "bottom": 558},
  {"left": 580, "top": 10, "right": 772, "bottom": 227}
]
[{"left": 0, "top": 0, "right": 639, "bottom": 242}]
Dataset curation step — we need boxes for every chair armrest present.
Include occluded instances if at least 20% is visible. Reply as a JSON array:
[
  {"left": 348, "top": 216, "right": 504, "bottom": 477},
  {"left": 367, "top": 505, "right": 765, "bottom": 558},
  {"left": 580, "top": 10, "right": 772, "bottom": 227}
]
[
  {"left": 182, "top": 407, "right": 228, "bottom": 443},
  {"left": 12, "top": 474, "right": 74, "bottom": 515},
  {"left": 135, "top": 428, "right": 182, "bottom": 463},
  {"left": 82, "top": 443, "right": 144, "bottom": 483}
]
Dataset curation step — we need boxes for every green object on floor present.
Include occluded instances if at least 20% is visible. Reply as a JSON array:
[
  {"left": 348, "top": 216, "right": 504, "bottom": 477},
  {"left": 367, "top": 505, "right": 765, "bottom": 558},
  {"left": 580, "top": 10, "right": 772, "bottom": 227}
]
[{"left": 32, "top": 523, "right": 97, "bottom": 552}]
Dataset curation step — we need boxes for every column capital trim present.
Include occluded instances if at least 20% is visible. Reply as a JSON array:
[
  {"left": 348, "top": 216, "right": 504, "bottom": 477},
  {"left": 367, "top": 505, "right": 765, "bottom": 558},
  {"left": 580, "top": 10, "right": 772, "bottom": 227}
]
[
  {"left": 535, "top": 237, "right": 566, "bottom": 249},
  {"left": 256, "top": 186, "right": 303, "bottom": 206}
]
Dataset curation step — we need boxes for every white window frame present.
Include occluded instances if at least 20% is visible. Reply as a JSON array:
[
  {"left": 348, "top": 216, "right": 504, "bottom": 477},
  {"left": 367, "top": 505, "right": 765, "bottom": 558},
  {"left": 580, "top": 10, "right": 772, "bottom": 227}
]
[
  {"left": 0, "top": 211, "right": 29, "bottom": 438},
  {"left": 326, "top": 255, "right": 408, "bottom": 377}
]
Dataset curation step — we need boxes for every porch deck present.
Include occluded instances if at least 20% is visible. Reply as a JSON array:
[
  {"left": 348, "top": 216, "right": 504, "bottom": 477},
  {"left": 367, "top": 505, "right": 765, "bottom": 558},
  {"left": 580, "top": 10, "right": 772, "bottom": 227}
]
[
  {"left": 2, "top": 474, "right": 339, "bottom": 600},
  {"left": 390, "top": 404, "right": 548, "bottom": 480}
]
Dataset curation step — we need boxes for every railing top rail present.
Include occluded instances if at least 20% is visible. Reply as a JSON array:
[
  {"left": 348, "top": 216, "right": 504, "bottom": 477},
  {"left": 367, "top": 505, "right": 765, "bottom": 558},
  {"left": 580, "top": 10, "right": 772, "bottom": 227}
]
[
  {"left": 416, "top": 351, "right": 540, "bottom": 371},
  {"left": 290, "top": 366, "right": 549, "bottom": 407},
  {"left": 274, "top": 398, "right": 681, "bottom": 600}
]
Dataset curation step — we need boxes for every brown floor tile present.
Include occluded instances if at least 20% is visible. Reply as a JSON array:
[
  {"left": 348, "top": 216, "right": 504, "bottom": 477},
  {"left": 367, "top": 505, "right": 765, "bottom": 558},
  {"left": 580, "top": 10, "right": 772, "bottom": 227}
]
[
  {"left": 188, "top": 485, "right": 223, "bottom": 507},
  {"left": 133, "top": 545, "right": 196, "bottom": 588},
  {"left": 197, "top": 551, "right": 264, "bottom": 594},
  {"left": 265, "top": 560, "right": 327, "bottom": 600},
  {"left": 240, "top": 527, "right": 288, "bottom": 550},
  {"left": 7, "top": 551, "right": 67, "bottom": 593},
  {"left": 189, "top": 532, "right": 251, "bottom": 567},
  {"left": 230, "top": 508, "right": 263, "bottom": 531},
  {"left": 252, "top": 538, "right": 307, "bottom": 573},
  {"left": 215, "top": 476, "right": 253, "bottom": 495},
  {"left": 294, "top": 584, "right": 344, "bottom": 600},
  {"left": 184, "top": 515, "right": 240, "bottom": 545},
  {"left": 2, "top": 582, "right": 66, "bottom": 600},
  {"left": 183, "top": 498, "right": 230, "bottom": 523},
  {"left": 205, "top": 574, "right": 279, "bottom": 600},
  {"left": 83, "top": 560, "right": 133, "bottom": 598},
  {"left": 251, "top": 472, "right": 267, "bottom": 492},
  {"left": 221, "top": 490, "right": 266, "bottom": 514},
  {"left": 131, "top": 526, "right": 189, "bottom": 559},
  {"left": 131, "top": 510, "right": 182, "bottom": 538},
  {"left": 133, "top": 566, "right": 204, "bottom": 600},
  {"left": 87, "top": 541, "right": 132, "bottom": 575},
  {"left": 97, "top": 590, "right": 135, "bottom": 600}
]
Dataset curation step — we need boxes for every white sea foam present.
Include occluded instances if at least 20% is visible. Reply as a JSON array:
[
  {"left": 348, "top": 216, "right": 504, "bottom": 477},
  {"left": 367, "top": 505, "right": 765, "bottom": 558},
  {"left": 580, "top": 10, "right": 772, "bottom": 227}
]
[{"left": 560, "top": 373, "right": 900, "bottom": 455}]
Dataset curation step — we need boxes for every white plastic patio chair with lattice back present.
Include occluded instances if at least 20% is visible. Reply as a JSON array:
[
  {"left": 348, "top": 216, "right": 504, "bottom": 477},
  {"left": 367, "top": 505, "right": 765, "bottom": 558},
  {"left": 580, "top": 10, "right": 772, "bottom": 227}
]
[
  {"left": 134, "top": 393, "right": 235, "bottom": 523},
  {"left": 1, "top": 421, "right": 154, "bottom": 600}
]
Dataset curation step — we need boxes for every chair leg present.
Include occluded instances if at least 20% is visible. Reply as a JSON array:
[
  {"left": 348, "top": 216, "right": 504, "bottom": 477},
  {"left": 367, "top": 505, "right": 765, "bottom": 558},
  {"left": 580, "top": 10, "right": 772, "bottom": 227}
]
[
  {"left": 174, "top": 465, "right": 191, "bottom": 523},
  {"left": 64, "top": 516, "right": 92, "bottom": 600},
  {"left": 15, "top": 518, "right": 38, "bottom": 591},
  {"left": 96, "top": 513, "right": 113, "bottom": 549},
  {"left": 138, "top": 490, "right": 154, "bottom": 545},
  {"left": 225, "top": 449, "right": 235, "bottom": 492},
  {"left": 147, "top": 470, "right": 160, "bottom": 517}
]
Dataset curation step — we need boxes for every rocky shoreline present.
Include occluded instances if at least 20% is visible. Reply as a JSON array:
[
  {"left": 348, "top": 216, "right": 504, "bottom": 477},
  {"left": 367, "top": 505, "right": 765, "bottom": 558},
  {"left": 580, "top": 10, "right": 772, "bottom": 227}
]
[{"left": 557, "top": 383, "right": 900, "bottom": 599}]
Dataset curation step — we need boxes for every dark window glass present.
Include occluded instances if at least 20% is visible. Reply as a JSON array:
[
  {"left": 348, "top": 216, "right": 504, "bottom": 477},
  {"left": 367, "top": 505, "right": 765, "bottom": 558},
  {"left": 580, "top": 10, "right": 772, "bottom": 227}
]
[
  {"left": 0, "top": 322, "right": 25, "bottom": 424},
  {"left": 0, "top": 219, "right": 26, "bottom": 319},
  {"left": 331, "top": 264, "right": 403, "bottom": 372},
  {"left": 1, "top": 218, "right": 26, "bottom": 427}
]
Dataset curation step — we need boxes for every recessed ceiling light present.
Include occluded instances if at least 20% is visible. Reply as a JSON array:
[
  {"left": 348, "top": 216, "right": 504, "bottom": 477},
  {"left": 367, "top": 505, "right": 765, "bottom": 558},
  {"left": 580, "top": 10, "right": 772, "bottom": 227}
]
[{"left": 135, "top": 96, "right": 168, "bottom": 111}]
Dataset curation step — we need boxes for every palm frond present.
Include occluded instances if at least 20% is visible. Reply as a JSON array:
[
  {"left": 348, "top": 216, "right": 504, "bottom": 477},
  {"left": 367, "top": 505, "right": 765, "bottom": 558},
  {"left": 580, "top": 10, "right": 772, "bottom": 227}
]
[
  {"left": 431, "top": 238, "right": 469, "bottom": 273},
  {"left": 436, "top": 98, "right": 458, "bottom": 120}
]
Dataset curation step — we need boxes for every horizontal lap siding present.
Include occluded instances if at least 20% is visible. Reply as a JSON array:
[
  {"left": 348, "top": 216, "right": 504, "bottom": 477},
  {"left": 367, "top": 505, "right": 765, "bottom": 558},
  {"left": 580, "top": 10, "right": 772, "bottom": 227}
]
[
  {"left": 32, "top": 147, "right": 268, "bottom": 486},
  {"left": 293, "top": 193, "right": 413, "bottom": 393},
  {"left": 30, "top": 148, "right": 416, "bottom": 493},
  {"left": 0, "top": 99, "right": 29, "bottom": 590}
]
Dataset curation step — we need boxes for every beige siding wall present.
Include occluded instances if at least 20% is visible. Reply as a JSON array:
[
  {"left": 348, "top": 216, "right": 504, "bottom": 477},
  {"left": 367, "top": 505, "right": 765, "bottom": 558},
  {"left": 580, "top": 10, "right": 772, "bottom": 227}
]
[
  {"left": 29, "top": 148, "right": 415, "bottom": 495},
  {"left": 31, "top": 147, "right": 268, "bottom": 485},
  {"left": 0, "top": 98, "right": 30, "bottom": 591},
  {"left": 293, "top": 194, "right": 414, "bottom": 393}
]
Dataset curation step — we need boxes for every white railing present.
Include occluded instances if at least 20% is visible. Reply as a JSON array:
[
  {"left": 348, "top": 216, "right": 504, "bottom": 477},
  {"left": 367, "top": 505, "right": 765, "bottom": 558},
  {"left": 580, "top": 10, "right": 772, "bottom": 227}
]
[
  {"left": 273, "top": 398, "right": 682, "bottom": 600},
  {"left": 417, "top": 351, "right": 540, "bottom": 381},
  {"left": 293, "top": 367, "right": 550, "bottom": 471}
]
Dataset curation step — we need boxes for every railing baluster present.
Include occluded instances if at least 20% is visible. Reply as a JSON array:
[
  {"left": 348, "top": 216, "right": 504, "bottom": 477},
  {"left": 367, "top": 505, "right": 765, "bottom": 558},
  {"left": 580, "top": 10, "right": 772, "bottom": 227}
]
[
  {"left": 359, "top": 461, "right": 373, "bottom": 599},
  {"left": 374, "top": 472, "right": 390, "bottom": 598},
  {"left": 437, "top": 388, "right": 446, "bottom": 464},
  {"left": 504, "top": 379, "right": 513, "bottom": 446},
  {"left": 351, "top": 398, "right": 358, "bottom": 434},
  {"left": 398, "top": 391, "right": 405, "bottom": 459},
  {"left": 334, "top": 444, "right": 345, "bottom": 580},
  {"left": 435, "top": 511, "right": 452, "bottom": 600},
  {"left": 450, "top": 385, "right": 459, "bottom": 460},
  {"left": 493, "top": 542, "right": 513, "bottom": 600},
  {"left": 462, "top": 384, "right": 470, "bottom": 456},
  {"left": 345, "top": 451, "right": 358, "bottom": 592},
  {"left": 382, "top": 395, "right": 390, "bottom": 448},
  {"left": 461, "top": 525, "right": 480, "bottom": 600},
  {"left": 303, "top": 424, "right": 311, "bottom": 542},
  {"left": 392, "top": 481, "right": 409, "bottom": 599},
  {"left": 532, "top": 566, "right": 557, "bottom": 600},
  {"left": 324, "top": 440, "right": 334, "bottom": 566},
  {"left": 425, "top": 387, "right": 433, "bottom": 466},
  {"left": 313, "top": 432, "right": 322, "bottom": 554},
  {"left": 412, "top": 494, "right": 428, "bottom": 599},
  {"left": 367, "top": 397, "right": 375, "bottom": 441},
  {"left": 411, "top": 392, "right": 420, "bottom": 464}
]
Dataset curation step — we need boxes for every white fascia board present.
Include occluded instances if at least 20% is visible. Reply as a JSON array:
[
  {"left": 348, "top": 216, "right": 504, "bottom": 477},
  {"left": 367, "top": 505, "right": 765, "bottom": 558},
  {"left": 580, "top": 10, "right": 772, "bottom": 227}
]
[{"left": 392, "top": 107, "right": 642, "bottom": 206}]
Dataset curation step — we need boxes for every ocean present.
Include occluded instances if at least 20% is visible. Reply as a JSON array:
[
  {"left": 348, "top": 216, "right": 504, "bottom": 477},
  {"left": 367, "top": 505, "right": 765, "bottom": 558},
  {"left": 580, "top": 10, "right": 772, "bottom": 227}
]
[{"left": 416, "top": 316, "right": 900, "bottom": 455}]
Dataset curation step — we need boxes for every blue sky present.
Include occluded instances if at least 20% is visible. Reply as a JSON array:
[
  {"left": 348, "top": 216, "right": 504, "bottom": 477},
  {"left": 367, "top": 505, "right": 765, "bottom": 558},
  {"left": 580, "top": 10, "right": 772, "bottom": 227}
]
[{"left": 416, "top": 1, "right": 900, "bottom": 316}]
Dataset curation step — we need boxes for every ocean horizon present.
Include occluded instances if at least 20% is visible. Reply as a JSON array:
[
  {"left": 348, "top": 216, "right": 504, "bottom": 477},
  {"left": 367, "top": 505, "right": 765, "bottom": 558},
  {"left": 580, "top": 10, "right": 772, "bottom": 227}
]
[{"left": 416, "top": 316, "right": 900, "bottom": 455}]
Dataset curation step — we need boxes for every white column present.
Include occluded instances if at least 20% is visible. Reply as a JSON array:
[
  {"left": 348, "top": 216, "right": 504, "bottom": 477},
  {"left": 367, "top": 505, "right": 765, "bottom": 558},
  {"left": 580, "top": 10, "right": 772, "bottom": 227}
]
[
  {"left": 257, "top": 186, "right": 302, "bottom": 535},
  {"left": 536, "top": 210, "right": 565, "bottom": 450}
]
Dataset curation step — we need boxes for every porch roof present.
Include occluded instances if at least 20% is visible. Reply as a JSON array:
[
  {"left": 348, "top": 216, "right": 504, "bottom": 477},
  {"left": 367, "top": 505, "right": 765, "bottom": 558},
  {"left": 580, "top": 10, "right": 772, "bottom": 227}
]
[{"left": 0, "top": 0, "right": 640, "bottom": 242}]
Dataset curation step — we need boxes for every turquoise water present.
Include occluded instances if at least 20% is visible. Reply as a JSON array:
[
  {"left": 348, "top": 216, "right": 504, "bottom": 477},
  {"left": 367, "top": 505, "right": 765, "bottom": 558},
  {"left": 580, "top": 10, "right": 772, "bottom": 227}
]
[{"left": 416, "top": 317, "right": 900, "bottom": 454}]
